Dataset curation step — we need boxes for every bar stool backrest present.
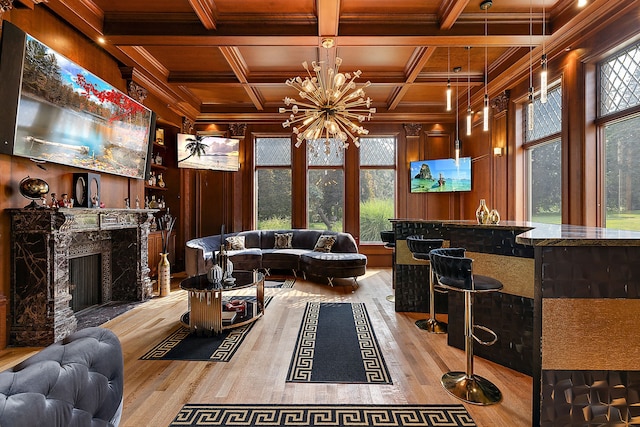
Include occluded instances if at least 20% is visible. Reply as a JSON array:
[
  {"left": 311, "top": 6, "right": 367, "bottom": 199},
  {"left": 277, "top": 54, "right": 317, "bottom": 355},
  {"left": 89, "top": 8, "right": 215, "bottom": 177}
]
[
  {"left": 406, "top": 235, "right": 444, "bottom": 255},
  {"left": 429, "top": 248, "right": 475, "bottom": 290}
]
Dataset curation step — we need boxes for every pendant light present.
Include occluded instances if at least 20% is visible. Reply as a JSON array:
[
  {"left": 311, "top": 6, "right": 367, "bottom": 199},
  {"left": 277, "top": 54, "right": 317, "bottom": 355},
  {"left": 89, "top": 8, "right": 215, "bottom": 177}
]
[
  {"left": 528, "top": 0, "right": 535, "bottom": 131},
  {"left": 466, "top": 47, "right": 472, "bottom": 136},
  {"left": 540, "top": 0, "right": 548, "bottom": 104},
  {"left": 453, "top": 67, "right": 461, "bottom": 165},
  {"left": 481, "top": 0, "right": 492, "bottom": 131},
  {"left": 446, "top": 47, "right": 452, "bottom": 111}
]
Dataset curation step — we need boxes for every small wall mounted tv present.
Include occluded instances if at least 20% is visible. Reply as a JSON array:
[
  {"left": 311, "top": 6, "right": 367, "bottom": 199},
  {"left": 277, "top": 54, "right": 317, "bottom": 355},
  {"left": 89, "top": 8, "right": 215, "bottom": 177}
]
[
  {"left": 177, "top": 133, "right": 240, "bottom": 172},
  {"left": 0, "top": 21, "right": 155, "bottom": 180},
  {"left": 410, "top": 157, "right": 472, "bottom": 193}
]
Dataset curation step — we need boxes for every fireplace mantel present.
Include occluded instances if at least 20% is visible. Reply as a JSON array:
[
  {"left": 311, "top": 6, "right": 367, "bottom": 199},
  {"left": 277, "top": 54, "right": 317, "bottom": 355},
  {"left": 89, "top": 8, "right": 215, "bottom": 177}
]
[{"left": 8, "top": 208, "right": 157, "bottom": 346}]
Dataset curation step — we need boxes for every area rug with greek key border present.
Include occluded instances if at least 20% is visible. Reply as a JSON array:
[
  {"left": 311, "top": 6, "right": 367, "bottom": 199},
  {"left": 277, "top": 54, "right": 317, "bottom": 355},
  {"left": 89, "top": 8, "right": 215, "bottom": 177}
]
[
  {"left": 286, "top": 302, "right": 392, "bottom": 384},
  {"left": 140, "top": 295, "right": 273, "bottom": 362},
  {"left": 168, "top": 404, "right": 476, "bottom": 426}
]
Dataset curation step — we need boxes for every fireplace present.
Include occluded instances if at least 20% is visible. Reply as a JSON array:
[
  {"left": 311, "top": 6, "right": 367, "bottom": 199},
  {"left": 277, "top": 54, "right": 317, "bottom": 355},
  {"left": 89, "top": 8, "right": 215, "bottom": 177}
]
[
  {"left": 70, "top": 254, "right": 103, "bottom": 312},
  {"left": 8, "top": 208, "right": 155, "bottom": 346}
]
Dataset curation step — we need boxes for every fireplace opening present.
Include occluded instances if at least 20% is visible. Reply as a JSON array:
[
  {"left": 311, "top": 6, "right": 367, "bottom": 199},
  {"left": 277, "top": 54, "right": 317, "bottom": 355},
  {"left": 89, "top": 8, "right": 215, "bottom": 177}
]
[{"left": 70, "top": 254, "right": 102, "bottom": 312}]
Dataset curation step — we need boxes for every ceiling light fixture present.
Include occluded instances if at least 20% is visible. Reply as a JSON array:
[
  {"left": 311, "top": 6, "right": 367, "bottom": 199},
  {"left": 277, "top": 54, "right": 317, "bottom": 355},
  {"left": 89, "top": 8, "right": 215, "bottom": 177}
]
[
  {"left": 578, "top": 0, "right": 587, "bottom": 7},
  {"left": 481, "top": 0, "right": 491, "bottom": 132},
  {"left": 540, "top": 0, "right": 548, "bottom": 104},
  {"left": 453, "top": 66, "right": 462, "bottom": 165},
  {"left": 446, "top": 47, "right": 452, "bottom": 112},
  {"left": 280, "top": 37, "right": 376, "bottom": 152},
  {"left": 466, "top": 47, "right": 472, "bottom": 136}
]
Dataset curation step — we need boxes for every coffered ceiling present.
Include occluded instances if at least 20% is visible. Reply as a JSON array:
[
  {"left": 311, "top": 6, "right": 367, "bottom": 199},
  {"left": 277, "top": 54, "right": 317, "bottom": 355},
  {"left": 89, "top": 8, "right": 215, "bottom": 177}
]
[{"left": 39, "top": 0, "right": 623, "bottom": 125}]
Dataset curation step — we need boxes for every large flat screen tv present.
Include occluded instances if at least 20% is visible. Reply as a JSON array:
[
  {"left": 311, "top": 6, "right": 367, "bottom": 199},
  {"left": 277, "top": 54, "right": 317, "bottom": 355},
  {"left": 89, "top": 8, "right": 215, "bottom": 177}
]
[
  {"left": 0, "top": 21, "right": 155, "bottom": 180},
  {"left": 410, "top": 157, "right": 472, "bottom": 193},
  {"left": 177, "top": 133, "right": 240, "bottom": 171}
]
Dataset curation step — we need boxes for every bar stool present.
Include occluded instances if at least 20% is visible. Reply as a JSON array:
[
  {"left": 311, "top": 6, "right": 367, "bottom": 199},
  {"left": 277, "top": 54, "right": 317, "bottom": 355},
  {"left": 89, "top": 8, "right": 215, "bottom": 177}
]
[
  {"left": 406, "top": 235, "right": 446, "bottom": 333},
  {"left": 429, "top": 247, "right": 503, "bottom": 405},
  {"left": 380, "top": 231, "right": 396, "bottom": 303}
]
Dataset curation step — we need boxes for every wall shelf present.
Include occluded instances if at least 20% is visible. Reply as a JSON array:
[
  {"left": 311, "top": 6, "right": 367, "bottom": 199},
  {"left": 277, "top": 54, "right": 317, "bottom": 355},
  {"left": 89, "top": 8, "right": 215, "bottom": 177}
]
[{"left": 145, "top": 184, "right": 168, "bottom": 191}]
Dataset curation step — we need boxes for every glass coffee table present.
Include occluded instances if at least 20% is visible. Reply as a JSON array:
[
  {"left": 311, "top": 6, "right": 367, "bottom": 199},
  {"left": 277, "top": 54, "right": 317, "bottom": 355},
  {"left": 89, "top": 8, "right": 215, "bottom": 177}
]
[{"left": 180, "top": 270, "right": 265, "bottom": 335}]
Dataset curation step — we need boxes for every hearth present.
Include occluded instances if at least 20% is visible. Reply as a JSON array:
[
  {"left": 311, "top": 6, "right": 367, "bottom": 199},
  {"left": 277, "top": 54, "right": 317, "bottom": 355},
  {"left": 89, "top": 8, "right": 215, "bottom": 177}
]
[{"left": 8, "top": 208, "right": 156, "bottom": 346}]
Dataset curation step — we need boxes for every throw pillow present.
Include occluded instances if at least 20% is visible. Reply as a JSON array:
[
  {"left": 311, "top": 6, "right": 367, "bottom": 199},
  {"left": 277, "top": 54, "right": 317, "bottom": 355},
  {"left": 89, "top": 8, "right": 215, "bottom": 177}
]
[
  {"left": 226, "top": 235, "right": 245, "bottom": 250},
  {"left": 313, "top": 235, "right": 336, "bottom": 253},
  {"left": 274, "top": 232, "right": 293, "bottom": 249}
]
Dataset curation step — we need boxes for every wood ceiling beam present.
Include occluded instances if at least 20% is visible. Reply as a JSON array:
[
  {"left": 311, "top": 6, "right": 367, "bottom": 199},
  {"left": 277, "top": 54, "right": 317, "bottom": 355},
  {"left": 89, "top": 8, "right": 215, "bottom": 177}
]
[
  {"left": 104, "top": 34, "right": 543, "bottom": 48},
  {"left": 187, "top": 0, "right": 218, "bottom": 30},
  {"left": 195, "top": 110, "right": 453, "bottom": 124},
  {"left": 388, "top": 46, "right": 438, "bottom": 111},
  {"left": 44, "top": 0, "right": 202, "bottom": 117},
  {"left": 438, "top": 0, "right": 470, "bottom": 30},
  {"left": 317, "top": 0, "right": 340, "bottom": 37},
  {"left": 219, "top": 46, "right": 265, "bottom": 111},
  {"left": 45, "top": 0, "right": 104, "bottom": 38}
]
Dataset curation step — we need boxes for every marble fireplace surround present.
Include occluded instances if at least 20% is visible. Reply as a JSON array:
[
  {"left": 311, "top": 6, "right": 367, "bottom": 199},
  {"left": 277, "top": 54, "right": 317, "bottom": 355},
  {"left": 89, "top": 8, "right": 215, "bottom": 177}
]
[{"left": 8, "top": 208, "right": 156, "bottom": 346}]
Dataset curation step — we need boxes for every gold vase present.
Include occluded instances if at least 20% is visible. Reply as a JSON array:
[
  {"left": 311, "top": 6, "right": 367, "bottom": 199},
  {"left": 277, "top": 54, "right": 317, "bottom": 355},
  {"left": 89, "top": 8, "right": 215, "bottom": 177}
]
[
  {"left": 158, "top": 253, "right": 171, "bottom": 297},
  {"left": 476, "top": 199, "right": 490, "bottom": 224}
]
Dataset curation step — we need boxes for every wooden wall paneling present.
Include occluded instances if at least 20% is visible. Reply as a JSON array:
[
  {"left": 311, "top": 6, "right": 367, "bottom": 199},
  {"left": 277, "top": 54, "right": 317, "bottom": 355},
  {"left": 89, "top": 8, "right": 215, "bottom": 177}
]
[
  {"left": 562, "top": 53, "right": 588, "bottom": 226},
  {"left": 492, "top": 109, "right": 508, "bottom": 218},
  {"left": 425, "top": 132, "right": 455, "bottom": 220},
  {"left": 291, "top": 134, "right": 308, "bottom": 229},
  {"left": 344, "top": 142, "right": 360, "bottom": 240},
  {"left": 506, "top": 79, "right": 529, "bottom": 222},
  {"left": 403, "top": 129, "right": 423, "bottom": 219},
  {"left": 395, "top": 128, "right": 409, "bottom": 221},
  {"left": 197, "top": 171, "right": 226, "bottom": 237},
  {"left": 179, "top": 168, "right": 195, "bottom": 244}
]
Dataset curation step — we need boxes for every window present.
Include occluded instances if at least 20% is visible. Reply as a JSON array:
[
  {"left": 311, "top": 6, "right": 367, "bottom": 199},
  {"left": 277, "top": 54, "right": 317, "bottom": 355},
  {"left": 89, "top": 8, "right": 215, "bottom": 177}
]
[
  {"left": 359, "top": 137, "right": 396, "bottom": 243},
  {"left": 255, "top": 137, "right": 292, "bottom": 229},
  {"left": 523, "top": 83, "right": 562, "bottom": 224},
  {"left": 599, "top": 41, "right": 640, "bottom": 230},
  {"left": 307, "top": 139, "right": 344, "bottom": 231}
]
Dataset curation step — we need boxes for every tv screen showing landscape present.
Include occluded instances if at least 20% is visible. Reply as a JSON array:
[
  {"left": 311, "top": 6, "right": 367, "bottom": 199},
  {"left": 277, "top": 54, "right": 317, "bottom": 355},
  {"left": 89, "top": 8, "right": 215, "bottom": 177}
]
[
  {"left": 177, "top": 133, "right": 240, "bottom": 172},
  {"left": 410, "top": 157, "right": 472, "bottom": 193},
  {"left": 0, "top": 22, "right": 154, "bottom": 180}
]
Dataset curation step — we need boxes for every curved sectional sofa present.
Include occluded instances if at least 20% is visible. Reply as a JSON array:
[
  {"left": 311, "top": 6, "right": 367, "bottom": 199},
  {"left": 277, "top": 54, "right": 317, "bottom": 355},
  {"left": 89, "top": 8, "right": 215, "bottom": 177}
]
[{"left": 185, "top": 229, "right": 367, "bottom": 287}]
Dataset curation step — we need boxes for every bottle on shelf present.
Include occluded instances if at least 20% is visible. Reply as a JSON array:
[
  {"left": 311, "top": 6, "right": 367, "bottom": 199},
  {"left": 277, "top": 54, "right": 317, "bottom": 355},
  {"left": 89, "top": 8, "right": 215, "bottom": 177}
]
[{"left": 157, "top": 173, "right": 165, "bottom": 188}]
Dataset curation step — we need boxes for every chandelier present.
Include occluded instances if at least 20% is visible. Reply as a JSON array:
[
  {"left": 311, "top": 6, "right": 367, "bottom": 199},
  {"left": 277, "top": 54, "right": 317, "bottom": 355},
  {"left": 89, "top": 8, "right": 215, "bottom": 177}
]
[{"left": 280, "top": 38, "right": 376, "bottom": 153}]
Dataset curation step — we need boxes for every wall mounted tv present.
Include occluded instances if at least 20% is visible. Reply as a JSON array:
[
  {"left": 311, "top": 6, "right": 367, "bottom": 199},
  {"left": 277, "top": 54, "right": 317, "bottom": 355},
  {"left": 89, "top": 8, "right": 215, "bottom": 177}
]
[
  {"left": 410, "top": 157, "right": 472, "bottom": 193},
  {"left": 177, "top": 133, "right": 240, "bottom": 172},
  {"left": 0, "top": 21, "right": 155, "bottom": 180}
]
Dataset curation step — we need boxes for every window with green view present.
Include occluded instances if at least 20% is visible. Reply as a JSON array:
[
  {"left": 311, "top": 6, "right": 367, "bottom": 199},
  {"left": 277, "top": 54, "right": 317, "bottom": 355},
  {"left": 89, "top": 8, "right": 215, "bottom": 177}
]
[{"left": 359, "top": 137, "right": 396, "bottom": 242}]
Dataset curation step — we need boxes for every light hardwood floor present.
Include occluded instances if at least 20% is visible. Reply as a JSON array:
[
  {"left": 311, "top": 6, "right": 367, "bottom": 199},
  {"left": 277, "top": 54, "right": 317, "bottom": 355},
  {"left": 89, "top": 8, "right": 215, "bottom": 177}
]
[{"left": 0, "top": 268, "right": 532, "bottom": 426}]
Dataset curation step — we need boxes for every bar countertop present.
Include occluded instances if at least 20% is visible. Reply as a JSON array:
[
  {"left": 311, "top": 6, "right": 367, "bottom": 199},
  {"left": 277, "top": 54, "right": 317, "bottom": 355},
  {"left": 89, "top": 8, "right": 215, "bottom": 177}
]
[{"left": 390, "top": 219, "right": 640, "bottom": 246}]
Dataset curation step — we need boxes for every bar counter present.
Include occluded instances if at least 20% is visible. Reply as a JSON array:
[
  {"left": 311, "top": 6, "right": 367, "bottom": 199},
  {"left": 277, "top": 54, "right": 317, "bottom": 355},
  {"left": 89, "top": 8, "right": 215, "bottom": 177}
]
[{"left": 391, "top": 219, "right": 640, "bottom": 426}]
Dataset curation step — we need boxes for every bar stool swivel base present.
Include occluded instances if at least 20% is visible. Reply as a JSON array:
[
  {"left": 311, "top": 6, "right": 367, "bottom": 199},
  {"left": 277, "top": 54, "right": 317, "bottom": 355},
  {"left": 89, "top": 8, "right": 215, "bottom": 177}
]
[
  {"left": 415, "top": 317, "right": 447, "bottom": 333},
  {"left": 441, "top": 372, "right": 502, "bottom": 405}
]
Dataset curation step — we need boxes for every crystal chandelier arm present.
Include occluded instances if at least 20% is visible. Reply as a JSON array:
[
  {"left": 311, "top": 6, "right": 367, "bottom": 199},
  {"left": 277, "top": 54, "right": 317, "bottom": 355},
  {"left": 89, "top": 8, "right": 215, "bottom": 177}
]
[
  {"left": 333, "top": 76, "right": 368, "bottom": 103},
  {"left": 333, "top": 114, "right": 369, "bottom": 145}
]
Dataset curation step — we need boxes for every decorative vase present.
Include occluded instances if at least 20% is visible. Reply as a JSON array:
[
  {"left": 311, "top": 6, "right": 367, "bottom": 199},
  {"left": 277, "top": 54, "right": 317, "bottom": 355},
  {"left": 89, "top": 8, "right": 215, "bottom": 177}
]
[
  {"left": 488, "top": 209, "right": 501, "bottom": 224},
  {"left": 216, "top": 249, "right": 234, "bottom": 280},
  {"left": 207, "top": 264, "right": 223, "bottom": 286},
  {"left": 476, "top": 199, "right": 490, "bottom": 224},
  {"left": 158, "top": 253, "right": 171, "bottom": 296}
]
